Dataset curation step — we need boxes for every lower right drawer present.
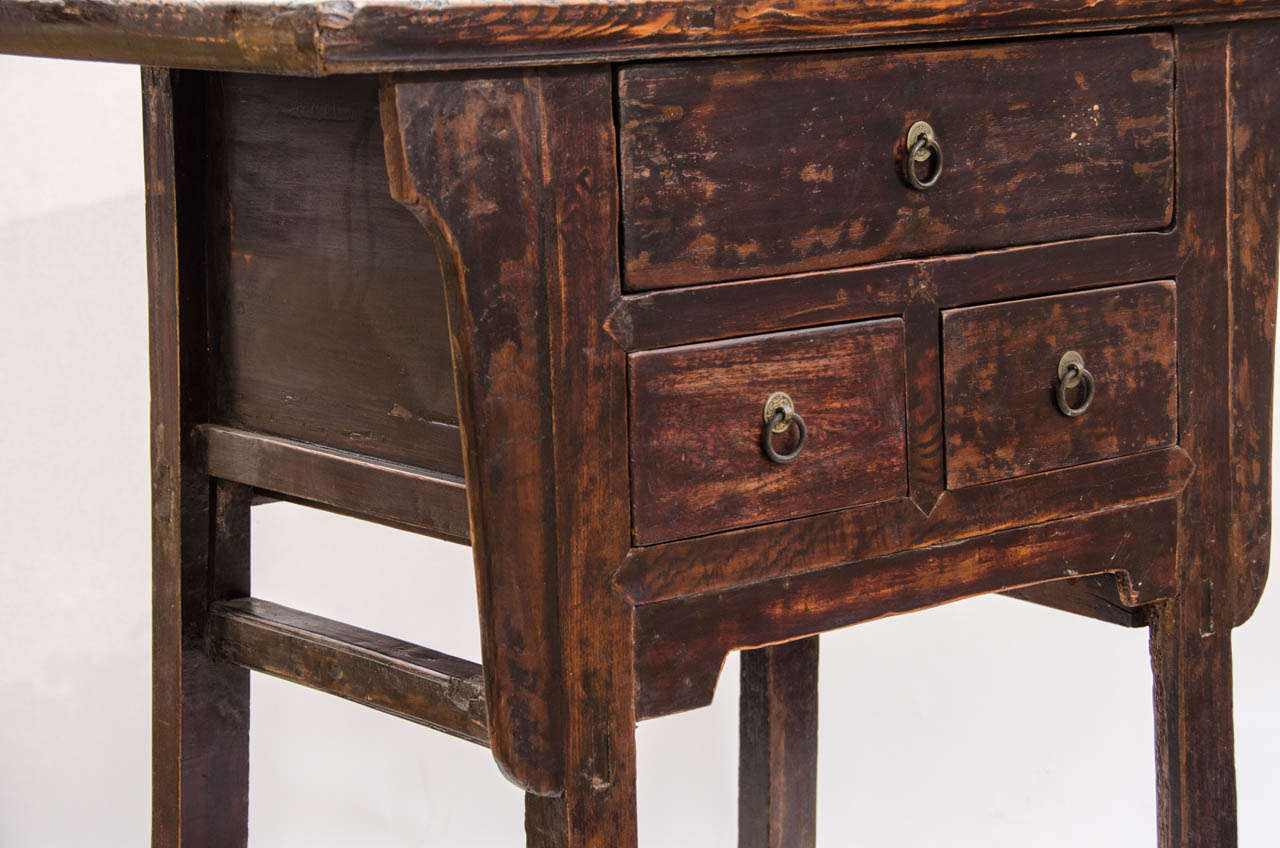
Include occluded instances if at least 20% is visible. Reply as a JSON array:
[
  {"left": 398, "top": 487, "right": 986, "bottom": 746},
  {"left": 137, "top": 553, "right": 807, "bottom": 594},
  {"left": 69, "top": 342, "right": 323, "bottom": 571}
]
[{"left": 942, "top": 281, "right": 1177, "bottom": 489}]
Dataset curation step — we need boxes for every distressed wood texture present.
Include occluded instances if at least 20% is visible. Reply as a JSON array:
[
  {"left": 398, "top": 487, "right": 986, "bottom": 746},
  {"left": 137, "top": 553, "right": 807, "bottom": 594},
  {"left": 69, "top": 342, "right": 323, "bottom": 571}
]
[
  {"left": 1228, "top": 22, "right": 1280, "bottom": 625},
  {"left": 209, "top": 73, "right": 462, "bottom": 476},
  {"left": 630, "top": 320, "right": 907, "bottom": 544},
  {"left": 198, "top": 424, "right": 469, "bottom": 543},
  {"left": 1151, "top": 30, "right": 1239, "bottom": 847},
  {"left": 635, "top": 498, "right": 1180, "bottom": 718},
  {"left": 620, "top": 445, "right": 1192, "bottom": 604},
  {"left": 210, "top": 598, "right": 489, "bottom": 745},
  {"left": 739, "top": 637, "right": 819, "bottom": 848},
  {"left": 145, "top": 68, "right": 252, "bottom": 848},
  {"left": 619, "top": 33, "right": 1174, "bottom": 289},
  {"left": 1002, "top": 574, "right": 1146, "bottom": 627},
  {"left": 381, "top": 72, "right": 564, "bottom": 796},
  {"left": 942, "top": 280, "right": 1178, "bottom": 488},
  {"left": 384, "top": 66, "right": 638, "bottom": 844},
  {"left": 5, "top": 0, "right": 1280, "bottom": 72}
]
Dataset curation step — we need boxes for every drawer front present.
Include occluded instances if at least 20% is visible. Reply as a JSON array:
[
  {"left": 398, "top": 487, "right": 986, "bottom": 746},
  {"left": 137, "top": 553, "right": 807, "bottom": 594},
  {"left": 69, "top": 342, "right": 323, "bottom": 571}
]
[
  {"left": 629, "top": 320, "right": 907, "bottom": 545},
  {"left": 619, "top": 33, "right": 1174, "bottom": 290},
  {"left": 941, "top": 281, "right": 1177, "bottom": 489}
]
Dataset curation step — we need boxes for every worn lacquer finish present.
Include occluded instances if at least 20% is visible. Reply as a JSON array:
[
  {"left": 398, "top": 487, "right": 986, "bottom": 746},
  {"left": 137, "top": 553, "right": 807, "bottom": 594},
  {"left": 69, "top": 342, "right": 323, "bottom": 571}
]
[
  {"left": 4, "top": 0, "right": 1280, "bottom": 72},
  {"left": 629, "top": 320, "right": 907, "bottom": 544},
  {"left": 619, "top": 33, "right": 1174, "bottom": 288},
  {"left": 4, "top": 4, "right": 1279, "bottom": 847},
  {"left": 942, "top": 281, "right": 1179, "bottom": 488}
]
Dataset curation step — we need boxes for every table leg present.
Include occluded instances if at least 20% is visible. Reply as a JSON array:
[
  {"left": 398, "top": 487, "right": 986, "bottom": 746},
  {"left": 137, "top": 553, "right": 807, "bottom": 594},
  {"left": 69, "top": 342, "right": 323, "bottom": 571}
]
[
  {"left": 1150, "top": 598, "right": 1238, "bottom": 847},
  {"left": 739, "top": 637, "right": 820, "bottom": 848},
  {"left": 145, "top": 67, "right": 251, "bottom": 847}
]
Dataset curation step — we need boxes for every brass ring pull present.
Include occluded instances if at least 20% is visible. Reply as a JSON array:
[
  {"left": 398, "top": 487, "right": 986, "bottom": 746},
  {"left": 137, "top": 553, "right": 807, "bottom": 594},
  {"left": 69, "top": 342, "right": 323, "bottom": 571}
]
[
  {"left": 1055, "top": 351, "right": 1095, "bottom": 417},
  {"left": 762, "top": 392, "right": 807, "bottom": 464},
  {"left": 903, "top": 121, "right": 943, "bottom": 191}
]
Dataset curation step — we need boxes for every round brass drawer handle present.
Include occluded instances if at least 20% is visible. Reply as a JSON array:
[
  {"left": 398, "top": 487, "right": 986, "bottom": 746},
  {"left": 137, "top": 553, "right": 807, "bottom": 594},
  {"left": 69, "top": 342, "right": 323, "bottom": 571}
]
[
  {"left": 903, "top": 120, "right": 943, "bottom": 191},
  {"left": 1055, "top": 351, "right": 1096, "bottom": 418},
  {"left": 762, "top": 391, "right": 807, "bottom": 464}
]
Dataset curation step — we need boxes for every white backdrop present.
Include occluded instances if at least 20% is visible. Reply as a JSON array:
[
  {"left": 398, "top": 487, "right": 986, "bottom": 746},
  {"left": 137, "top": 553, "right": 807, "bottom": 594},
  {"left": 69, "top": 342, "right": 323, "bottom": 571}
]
[{"left": 0, "top": 56, "right": 1275, "bottom": 846}]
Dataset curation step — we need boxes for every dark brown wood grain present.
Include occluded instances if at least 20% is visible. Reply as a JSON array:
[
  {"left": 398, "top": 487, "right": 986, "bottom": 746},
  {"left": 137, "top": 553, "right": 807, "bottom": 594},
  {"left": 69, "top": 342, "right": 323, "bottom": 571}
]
[
  {"left": 739, "top": 637, "right": 819, "bottom": 848},
  {"left": 537, "top": 68, "right": 639, "bottom": 846},
  {"left": 606, "top": 230, "right": 1180, "bottom": 351},
  {"left": 210, "top": 598, "right": 489, "bottom": 745},
  {"left": 619, "top": 445, "right": 1191, "bottom": 604},
  {"left": 619, "top": 33, "right": 1174, "bottom": 289},
  {"left": 1227, "top": 22, "right": 1280, "bottom": 626},
  {"left": 629, "top": 320, "right": 907, "bottom": 544},
  {"left": 198, "top": 424, "right": 469, "bottom": 543},
  {"left": 145, "top": 68, "right": 252, "bottom": 848},
  {"left": 942, "top": 281, "right": 1178, "bottom": 488},
  {"left": 210, "top": 73, "right": 462, "bottom": 476},
  {"left": 635, "top": 498, "right": 1179, "bottom": 719},
  {"left": 1154, "top": 30, "right": 1239, "bottom": 847},
  {"left": 1002, "top": 573, "right": 1146, "bottom": 627},
  {"left": 12, "top": 9, "right": 1280, "bottom": 846},
  {"left": 383, "top": 72, "right": 564, "bottom": 797},
  {"left": 5, "top": 0, "right": 1280, "bottom": 73}
]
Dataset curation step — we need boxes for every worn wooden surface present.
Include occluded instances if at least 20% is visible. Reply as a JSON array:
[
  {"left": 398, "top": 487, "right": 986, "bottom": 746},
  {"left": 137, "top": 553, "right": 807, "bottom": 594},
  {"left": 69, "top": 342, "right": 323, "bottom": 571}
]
[
  {"left": 1228, "top": 22, "right": 1280, "bottom": 626},
  {"left": 198, "top": 424, "right": 469, "bottom": 543},
  {"left": 385, "top": 66, "right": 639, "bottom": 843},
  {"left": 145, "top": 68, "right": 252, "bottom": 848},
  {"left": 1154, "top": 30, "right": 1239, "bottom": 846},
  {"left": 210, "top": 598, "right": 489, "bottom": 745},
  {"left": 535, "top": 68, "right": 638, "bottom": 846},
  {"left": 8, "top": 9, "right": 1277, "bottom": 846},
  {"left": 739, "top": 638, "right": 819, "bottom": 848},
  {"left": 635, "top": 498, "right": 1179, "bottom": 718},
  {"left": 630, "top": 320, "right": 906, "bottom": 544},
  {"left": 620, "top": 445, "right": 1191, "bottom": 604},
  {"left": 210, "top": 73, "right": 462, "bottom": 476},
  {"left": 5, "top": 0, "right": 1280, "bottom": 72},
  {"left": 942, "top": 281, "right": 1178, "bottom": 488},
  {"left": 383, "top": 73, "right": 564, "bottom": 797},
  {"left": 619, "top": 33, "right": 1174, "bottom": 289},
  {"left": 1002, "top": 573, "right": 1146, "bottom": 627}
]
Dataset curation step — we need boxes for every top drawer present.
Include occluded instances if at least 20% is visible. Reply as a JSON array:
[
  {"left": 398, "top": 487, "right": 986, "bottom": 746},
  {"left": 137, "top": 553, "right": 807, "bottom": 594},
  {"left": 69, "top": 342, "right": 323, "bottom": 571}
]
[{"left": 619, "top": 33, "right": 1174, "bottom": 290}]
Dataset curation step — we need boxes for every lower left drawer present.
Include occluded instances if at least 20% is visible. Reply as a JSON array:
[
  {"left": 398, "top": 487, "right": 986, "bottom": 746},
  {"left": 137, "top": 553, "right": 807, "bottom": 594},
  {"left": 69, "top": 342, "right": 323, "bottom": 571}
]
[{"left": 628, "top": 319, "right": 908, "bottom": 545}]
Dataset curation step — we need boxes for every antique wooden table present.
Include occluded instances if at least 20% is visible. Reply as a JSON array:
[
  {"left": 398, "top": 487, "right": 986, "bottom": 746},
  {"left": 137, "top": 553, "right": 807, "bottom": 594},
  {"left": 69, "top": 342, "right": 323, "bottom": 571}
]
[{"left": 4, "top": 1, "right": 1280, "bottom": 845}]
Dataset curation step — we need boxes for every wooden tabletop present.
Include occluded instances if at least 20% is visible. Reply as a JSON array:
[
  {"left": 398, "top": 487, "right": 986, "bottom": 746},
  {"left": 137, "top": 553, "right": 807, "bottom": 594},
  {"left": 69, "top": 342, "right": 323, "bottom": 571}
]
[{"left": 2, "top": 0, "right": 1280, "bottom": 74}]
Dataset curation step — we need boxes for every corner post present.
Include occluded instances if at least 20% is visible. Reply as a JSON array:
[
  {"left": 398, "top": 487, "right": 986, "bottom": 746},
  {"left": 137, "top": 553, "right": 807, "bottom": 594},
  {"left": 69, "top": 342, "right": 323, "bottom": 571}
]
[{"left": 145, "top": 67, "right": 252, "bottom": 847}]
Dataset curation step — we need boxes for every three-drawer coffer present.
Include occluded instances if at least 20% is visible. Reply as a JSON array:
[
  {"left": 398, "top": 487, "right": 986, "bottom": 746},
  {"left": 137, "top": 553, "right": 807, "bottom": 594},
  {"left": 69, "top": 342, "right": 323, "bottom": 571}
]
[{"left": 619, "top": 32, "right": 1175, "bottom": 290}]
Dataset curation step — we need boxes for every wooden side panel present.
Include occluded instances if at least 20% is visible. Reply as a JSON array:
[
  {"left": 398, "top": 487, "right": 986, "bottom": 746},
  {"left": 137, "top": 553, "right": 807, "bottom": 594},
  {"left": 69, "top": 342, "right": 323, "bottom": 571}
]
[
  {"left": 619, "top": 33, "right": 1174, "bottom": 289},
  {"left": 1228, "top": 22, "right": 1280, "bottom": 625},
  {"left": 145, "top": 68, "right": 252, "bottom": 848},
  {"left": 212, "top": 73, "right": 462, "bottom": 475},
  {"left": 629, "top": 320, "right": 907, "bottom": 544},
  {"left": 382, "top": 73, "right": 563, "bottom": 796},
  {"left": 942, "top": 281, "right": 1178, "bottom": 488}
]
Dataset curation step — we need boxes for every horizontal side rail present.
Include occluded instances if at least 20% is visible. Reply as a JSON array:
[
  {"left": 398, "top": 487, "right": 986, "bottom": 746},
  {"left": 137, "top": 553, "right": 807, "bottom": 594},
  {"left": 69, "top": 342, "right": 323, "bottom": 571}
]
[
  {"left": 198, "top": 424, "right": 470, "bottom": 543},
  {"left": 209, "top": 598, "right": 488, "bottom": 746}
]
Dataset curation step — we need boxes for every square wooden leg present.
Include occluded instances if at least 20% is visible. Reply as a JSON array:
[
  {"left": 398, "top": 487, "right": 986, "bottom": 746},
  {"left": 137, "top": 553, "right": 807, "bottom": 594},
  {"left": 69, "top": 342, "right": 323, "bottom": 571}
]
[
  {"left": 1150, "top": 599, "right": 1238, "bottom": 847},
  {"left": 739, "top": 637, "right": 820, "bottom": 848},
  {"left": 146, "top": 66, "right": 252, "bottom": 847}
]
